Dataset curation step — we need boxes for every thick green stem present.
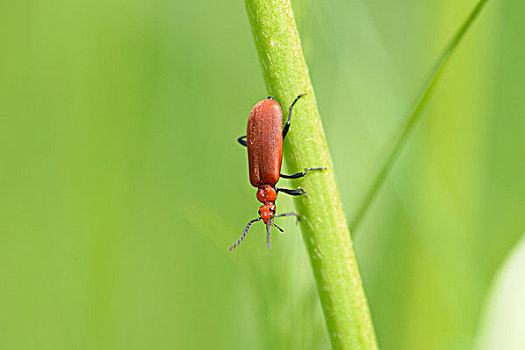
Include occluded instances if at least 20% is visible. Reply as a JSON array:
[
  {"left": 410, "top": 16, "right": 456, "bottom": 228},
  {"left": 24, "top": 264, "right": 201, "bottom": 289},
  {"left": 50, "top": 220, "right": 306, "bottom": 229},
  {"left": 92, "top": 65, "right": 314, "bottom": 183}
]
[{"left": 245, "top": 0, "right": 377, "bottom": 348}]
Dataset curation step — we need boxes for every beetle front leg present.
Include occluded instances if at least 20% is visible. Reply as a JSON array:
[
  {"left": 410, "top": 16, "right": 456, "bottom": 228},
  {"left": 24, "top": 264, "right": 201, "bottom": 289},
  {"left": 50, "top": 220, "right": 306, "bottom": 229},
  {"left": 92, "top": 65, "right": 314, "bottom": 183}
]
[
  {"left": 274, "top": 212, "right": 300, "bottom": 223},
  {"left": 276, "top": 187, "right": 308, "bottom": 198}
]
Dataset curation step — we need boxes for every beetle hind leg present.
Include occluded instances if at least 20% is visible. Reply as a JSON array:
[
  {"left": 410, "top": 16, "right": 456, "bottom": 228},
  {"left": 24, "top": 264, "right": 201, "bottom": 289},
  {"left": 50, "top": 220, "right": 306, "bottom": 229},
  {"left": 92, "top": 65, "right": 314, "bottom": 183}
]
[
  {"left": 237, "top": 135, "right": 247, "bottom": 147},
  {"left": 283, "top": 93, "right": 307, "bottom": 139},
  {"left": 280, "top": 167, "right": 326, "bottom": 179}
]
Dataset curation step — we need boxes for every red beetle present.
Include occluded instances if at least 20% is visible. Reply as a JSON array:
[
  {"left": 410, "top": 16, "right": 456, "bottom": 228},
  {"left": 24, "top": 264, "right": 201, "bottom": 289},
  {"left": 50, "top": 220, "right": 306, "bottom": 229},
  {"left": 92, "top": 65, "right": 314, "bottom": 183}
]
[{"left": 230, "top": 94, "right": 325, "bottom": 251}]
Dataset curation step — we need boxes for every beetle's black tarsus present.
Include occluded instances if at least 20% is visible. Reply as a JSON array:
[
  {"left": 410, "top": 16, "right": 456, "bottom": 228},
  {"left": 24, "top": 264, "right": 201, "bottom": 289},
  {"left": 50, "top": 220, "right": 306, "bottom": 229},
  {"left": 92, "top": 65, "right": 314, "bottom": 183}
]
[
  {"left": 283, "top": 93, "right": 307, "bottom": 139},
  {"left": 237, "top": 135, "right": 247, "bottom": 147},
  {"left": 229, "top": 217, "right": 261, "bottom": 251},
  {"left": 276, "top": 187, "right": 308, "bottom": 198},
  {"left": 280, "top": 167, "right": 326, "bottom": 179}
]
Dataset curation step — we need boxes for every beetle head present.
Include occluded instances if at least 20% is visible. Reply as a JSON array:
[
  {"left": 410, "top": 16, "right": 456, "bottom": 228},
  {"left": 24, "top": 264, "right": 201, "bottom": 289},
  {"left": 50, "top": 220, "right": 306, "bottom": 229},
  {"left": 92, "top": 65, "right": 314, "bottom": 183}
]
[{"left": 258, "top": 203, "right": 275, "bottom": 224}]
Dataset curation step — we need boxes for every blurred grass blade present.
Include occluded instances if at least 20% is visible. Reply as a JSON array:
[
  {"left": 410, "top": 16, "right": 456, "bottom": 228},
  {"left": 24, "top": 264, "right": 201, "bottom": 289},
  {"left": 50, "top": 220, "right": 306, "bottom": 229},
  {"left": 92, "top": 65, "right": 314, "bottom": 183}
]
[
  {"left": 245, "top": 0, "right": 378, "bottom": 348},
  {"left": 475, "top": 233, "right": 525, "bottom": 350},
  {"left": 350, "top": 0, "right": 490, "bottom": 232}
]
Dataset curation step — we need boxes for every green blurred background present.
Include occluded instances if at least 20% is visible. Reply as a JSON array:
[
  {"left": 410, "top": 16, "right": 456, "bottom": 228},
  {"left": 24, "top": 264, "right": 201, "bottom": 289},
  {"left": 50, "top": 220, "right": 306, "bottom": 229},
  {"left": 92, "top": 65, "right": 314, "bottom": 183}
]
[{"left": 1, "top": 0, "right": 524, "bottom": 349}]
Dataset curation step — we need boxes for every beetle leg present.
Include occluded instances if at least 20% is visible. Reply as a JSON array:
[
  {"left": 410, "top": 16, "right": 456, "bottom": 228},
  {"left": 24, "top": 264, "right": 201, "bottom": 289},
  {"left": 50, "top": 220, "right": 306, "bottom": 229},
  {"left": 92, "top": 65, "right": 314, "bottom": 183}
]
[
  {"left": 276, "top": 187, "right": 308, "bottom": 198},
  {"left": 283, "top": 93, "right": 307, "bottom": 139},
  {"left": 280, "top": 167, "right": 326, "bottom": 179},
  {"left": 274, "top": 212, "right": 300, "bottom": 223},
  {"left": 237, "top": 135, "right": 247, "bottom": 147}
]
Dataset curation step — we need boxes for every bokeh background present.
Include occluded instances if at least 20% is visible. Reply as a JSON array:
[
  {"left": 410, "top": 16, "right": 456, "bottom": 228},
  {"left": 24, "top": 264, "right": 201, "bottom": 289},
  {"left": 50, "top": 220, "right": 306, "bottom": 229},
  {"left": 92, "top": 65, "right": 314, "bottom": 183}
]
[{"left": 1, "top": 0, "right": 524, "bottom": 349}]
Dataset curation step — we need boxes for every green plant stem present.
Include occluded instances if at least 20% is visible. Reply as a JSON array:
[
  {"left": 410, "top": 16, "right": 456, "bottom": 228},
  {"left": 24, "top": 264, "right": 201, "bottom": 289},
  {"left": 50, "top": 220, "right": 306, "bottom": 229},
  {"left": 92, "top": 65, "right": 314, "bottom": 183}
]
[
  {"left": 350, "top": 0, "right": 490, "bottom": 232},
  {"left": 244, "top": 0, "right": 377, "bottom": 348}
]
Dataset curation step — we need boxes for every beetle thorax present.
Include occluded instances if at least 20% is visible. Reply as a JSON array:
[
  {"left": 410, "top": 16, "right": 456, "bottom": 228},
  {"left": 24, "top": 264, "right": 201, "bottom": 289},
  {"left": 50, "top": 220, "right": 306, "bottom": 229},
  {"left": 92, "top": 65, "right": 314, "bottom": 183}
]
[{"left": 256, "top": 185, "right": 277, "bottom": 204}]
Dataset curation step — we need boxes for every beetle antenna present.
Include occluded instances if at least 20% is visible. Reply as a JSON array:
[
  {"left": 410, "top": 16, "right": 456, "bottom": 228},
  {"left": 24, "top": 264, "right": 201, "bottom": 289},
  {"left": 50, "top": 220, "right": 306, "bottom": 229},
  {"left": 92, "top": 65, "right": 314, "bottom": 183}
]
[
  {"left": 266, "top": 218, "right": 273, "bottom": 250},
  {"left": 229, "top": 217, "right": 261, "bottom": 252},
  {"left": 272, "top": 221, "right": 284, "bottom": 232}
]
